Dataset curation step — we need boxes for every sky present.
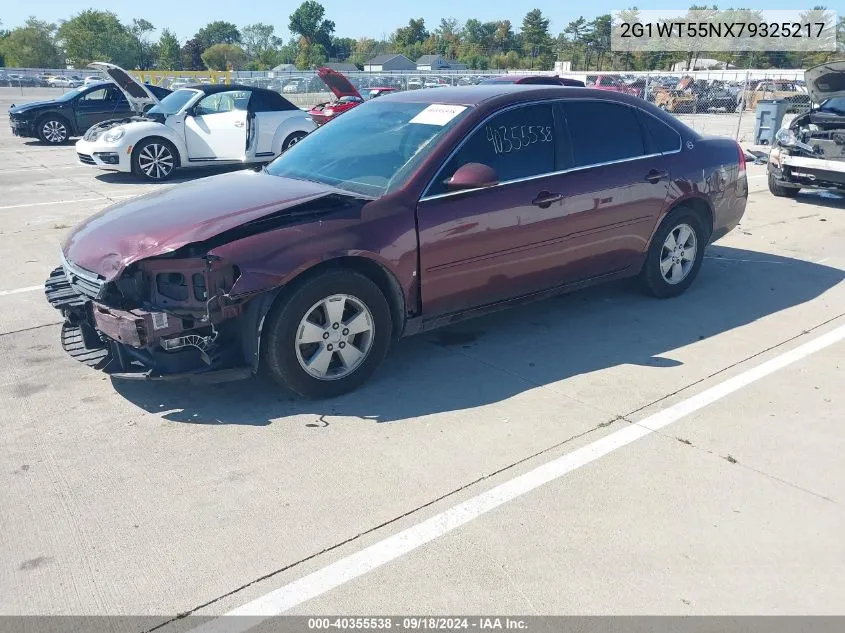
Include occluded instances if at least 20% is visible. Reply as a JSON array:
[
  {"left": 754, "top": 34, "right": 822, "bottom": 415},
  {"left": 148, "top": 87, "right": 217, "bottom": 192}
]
[{"left": 1, "top": 0, "right": 805, "bottom": 42}]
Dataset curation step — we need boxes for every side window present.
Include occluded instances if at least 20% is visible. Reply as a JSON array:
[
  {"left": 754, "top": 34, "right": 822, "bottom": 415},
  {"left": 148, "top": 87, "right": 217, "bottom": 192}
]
[
  {"left": 80, "top": 88, "right": 109, "bottom": 102},
  {"left": 563, "top": 101, "right": 645, "bottom": 167},
  {"left": 639, "top": 111, "right": 681, "bottom": 153},
  {"left": 195, "top": 93, "right": 221, "bottom": 116},
  {"left": 430, "top": 103, "right": 555, "bottom": 196}
]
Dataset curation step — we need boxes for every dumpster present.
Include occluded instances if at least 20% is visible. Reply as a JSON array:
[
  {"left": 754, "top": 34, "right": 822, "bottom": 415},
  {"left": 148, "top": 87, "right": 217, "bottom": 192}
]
[{"left": 754, "top": 99, "right": 789, "bottom": 145}]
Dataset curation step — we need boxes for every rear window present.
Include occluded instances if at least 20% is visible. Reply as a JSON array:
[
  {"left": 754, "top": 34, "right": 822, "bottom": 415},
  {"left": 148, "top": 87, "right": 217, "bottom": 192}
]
[
  {"left": 562, "top": 101, "right": 645, "bottom": 167},
  {"left": 639, "top": 111, "right": 681, "bottom": 153}
]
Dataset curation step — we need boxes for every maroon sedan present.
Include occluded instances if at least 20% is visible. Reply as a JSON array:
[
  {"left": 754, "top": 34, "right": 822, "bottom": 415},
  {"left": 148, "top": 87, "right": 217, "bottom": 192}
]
[{"left": 46, "top": 85, "right": 747, "bottom": 398}]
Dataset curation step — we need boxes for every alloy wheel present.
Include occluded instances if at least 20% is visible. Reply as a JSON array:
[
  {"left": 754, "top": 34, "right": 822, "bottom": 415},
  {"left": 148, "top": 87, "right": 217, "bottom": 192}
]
[
  {"left": 294, "top": 294, "right": 374, "bottom": 380},
  {"left": 137, "top": 143, "right": 174, "bottom": 180},
  {"left": 42, "top": 120, "right": 67, "bottom": 143},
  {"left": 660, "top": 223, "right": 698, "bottom": 285}
]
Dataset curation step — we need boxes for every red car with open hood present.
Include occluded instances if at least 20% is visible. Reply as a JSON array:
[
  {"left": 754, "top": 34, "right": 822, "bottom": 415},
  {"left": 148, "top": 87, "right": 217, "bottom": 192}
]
[{"left": 308, "top": 68, "right": 397, "bottom": 125}]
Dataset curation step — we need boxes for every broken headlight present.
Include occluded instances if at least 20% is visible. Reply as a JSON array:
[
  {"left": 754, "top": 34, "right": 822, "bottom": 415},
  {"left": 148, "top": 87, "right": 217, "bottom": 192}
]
[{"left": 775, "top": 127, "right": 797, "bottom": 146}]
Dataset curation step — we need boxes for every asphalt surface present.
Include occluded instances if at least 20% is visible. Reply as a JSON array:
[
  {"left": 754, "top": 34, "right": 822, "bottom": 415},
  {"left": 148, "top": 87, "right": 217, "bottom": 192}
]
[{"left": 1, "top": 89, "right": 844, "bottom": 626}]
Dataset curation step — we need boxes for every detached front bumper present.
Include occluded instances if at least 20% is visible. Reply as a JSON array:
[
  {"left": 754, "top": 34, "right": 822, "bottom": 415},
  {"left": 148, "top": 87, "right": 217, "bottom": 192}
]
[
  {"left": 44, "top": 265, "right": 256, "bottom": 382},
  {"left": 75, "top": 139, "right": 132, "bottom": 172}
]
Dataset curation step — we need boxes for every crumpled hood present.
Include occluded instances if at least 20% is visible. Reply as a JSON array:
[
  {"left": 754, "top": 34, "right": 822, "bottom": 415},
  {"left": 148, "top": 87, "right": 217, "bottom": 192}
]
[{"left": 62, "top": 170, "right": 348, "bottom": 280}]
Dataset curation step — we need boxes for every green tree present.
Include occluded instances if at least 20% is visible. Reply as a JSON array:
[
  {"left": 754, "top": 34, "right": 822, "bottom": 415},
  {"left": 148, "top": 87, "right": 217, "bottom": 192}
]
[
  {"left": 394, "top": 18, "right": 429, "bottom": 51},
  {"left": 330, "top": 36, "right": 355, "bottom": 61},
  {"left": 242, "top": 23, "right": 276, "bottom": 60},
  {"left": 195, "top": 21, "right": 241, "bottom": 48},
  {"left": 130, "top": 18, "right": 155, "bottom": 69},
  {"left": 0, "top": 18, "right": 63, "bottom": 68},
  {"left": 521, "top": 9, "right": 554, "bottom": 69},
  {"left": 156, "top": 29, "right": 181, "bottom": 70},
  {"left": 57, "top": 10, "right": 135, "bottom": 68},
  {"left": 295, "top": 42, "right": 328, "bottom": 69},
  {"left": 200, "top": 43, "right": 246, "bottom": 70},
  {"left": 289, "top": 1, "right": 335, "bottom": 51},
  {"left": 181, "top": 37, "right": 205, "bottom": 70}
]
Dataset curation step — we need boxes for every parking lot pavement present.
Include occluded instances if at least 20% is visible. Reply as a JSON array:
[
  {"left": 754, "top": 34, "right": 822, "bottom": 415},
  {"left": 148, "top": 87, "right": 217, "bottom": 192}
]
[{"left": 1, "top": 101, "right": 844, "bottom": 624}]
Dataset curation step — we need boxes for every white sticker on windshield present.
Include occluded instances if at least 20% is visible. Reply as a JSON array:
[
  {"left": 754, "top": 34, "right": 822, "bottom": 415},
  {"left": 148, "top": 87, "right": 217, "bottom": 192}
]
[{"left": 409, "top": 104, "right": 467, "bottom": 126}]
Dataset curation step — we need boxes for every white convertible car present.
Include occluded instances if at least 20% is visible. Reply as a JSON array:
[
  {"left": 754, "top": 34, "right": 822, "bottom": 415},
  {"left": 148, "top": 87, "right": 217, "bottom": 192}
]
[{"left": 76, "top": 63, "right": 316, "bottom": 181}]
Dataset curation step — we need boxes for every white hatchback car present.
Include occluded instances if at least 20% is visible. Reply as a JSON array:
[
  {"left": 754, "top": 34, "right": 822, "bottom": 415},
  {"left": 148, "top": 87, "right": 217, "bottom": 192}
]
[{"left": 75, "top": 63, "right": 316, "bottom": 181}]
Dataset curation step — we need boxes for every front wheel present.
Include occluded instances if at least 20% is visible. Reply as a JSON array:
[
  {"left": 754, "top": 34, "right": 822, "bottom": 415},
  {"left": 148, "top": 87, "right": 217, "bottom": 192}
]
[
  {"left": 262, "top": 270, "right": 393, "bottom": 398},
  {"left": 37, "top": 117, "right": 70, "bottom": 144},
  {"left": 131, "top": 139, "right": 177, "bottom": 182},
  {"left": 640, "top": 208, "right": 707, "bottom": 298},
  {"left": 768, "top": 171, "right": 800, "bottom": 198}
]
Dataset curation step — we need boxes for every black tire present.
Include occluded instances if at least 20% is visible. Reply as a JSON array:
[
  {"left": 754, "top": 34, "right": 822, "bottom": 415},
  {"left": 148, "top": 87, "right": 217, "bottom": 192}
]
[
  {"left": 131, "top": 138, "right": 178, "bottom": 182},
  {"left": 281, "top": 131, "right": 308, "bottom": 152},
  {"left": 768, "top": 171, "right": 800, "bottom": 198},
  {"left": 36, "top": 116, "right": 70, "bottom": 144},
  {"left": 640, "top": 207, "right": 707, "bottom": 299},
  {"left": 262, "top": 269, "right": 393, "bottom": 398}
]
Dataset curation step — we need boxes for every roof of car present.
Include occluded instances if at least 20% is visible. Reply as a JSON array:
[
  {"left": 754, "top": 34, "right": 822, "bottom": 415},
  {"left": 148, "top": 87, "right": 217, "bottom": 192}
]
[
  {"left": 182, "top": 83, "right": 271, "bottom": 94},
  {"left": 379, "top": 84, "right": 625, "bottom": 107}
]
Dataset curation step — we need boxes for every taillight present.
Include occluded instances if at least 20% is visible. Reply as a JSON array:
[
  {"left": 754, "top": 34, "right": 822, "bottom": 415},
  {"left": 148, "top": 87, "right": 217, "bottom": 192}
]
[{"left": 736, "top": 142, "right": 746, "bottom": 176}]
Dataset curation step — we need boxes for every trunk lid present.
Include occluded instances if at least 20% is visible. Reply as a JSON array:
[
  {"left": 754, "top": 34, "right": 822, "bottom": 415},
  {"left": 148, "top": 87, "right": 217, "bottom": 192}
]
[
  {"left": 62, "top": 170, "right": 355, "bottom": 280},
  {"left": 805, "top": 60, "right": 845, "bottom": 104},
  {"left": 316, "top": 67, "right": 361, "bottom": 99},
  {"left": 88, "top": 62, "right": 160, "bottom": 113}
]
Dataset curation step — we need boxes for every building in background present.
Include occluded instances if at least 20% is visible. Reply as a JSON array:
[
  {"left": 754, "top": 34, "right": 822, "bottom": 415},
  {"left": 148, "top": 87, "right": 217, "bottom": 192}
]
[
  {"left": 363, "top": 54, "right": 416, "bottom": 72},
  {"left": 415, "top": 55, "right": 467, "bottom": 71}
]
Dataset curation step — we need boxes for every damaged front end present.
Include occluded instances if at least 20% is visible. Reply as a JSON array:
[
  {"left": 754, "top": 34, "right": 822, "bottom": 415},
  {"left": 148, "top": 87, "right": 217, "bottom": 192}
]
[
  {"left": 769, "top": 62, "right": 845, "bottom": 192},
  {"left": 771, "top": 110, "right": 845, "bottom": 190},
  {"left": 45, "top": 251, "right": 270, "bottom": 382}
]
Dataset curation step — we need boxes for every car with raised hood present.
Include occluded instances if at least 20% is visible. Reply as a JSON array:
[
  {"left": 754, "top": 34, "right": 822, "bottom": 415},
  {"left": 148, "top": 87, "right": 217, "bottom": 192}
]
[
  {"left": 45, "top": 85, "right": 747, "bottom": 398},
  {"left": 307, "top": 67, "right": 397, "bottom": 125},
  {"left": 768, "top": 61, "right": 845, "bottom": 197},
  {"left": 8, "top": 80, "right": 170, "bottom": 145},
  {"left": 75, "top": 63, "right": 316, "bottom": 181}
]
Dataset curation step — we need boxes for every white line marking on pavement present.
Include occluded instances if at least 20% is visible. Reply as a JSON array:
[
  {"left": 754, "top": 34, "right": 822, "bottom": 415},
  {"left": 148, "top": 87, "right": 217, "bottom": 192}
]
[
  {"left": 0, "top": 285, "right": 43, "bottom": 297},
  {"left": 0, "top": 165, "right": 82, "bottom": 174},
  {"left": 191, "top": 321, "right": 845, "bottom": 633},
  {"left": 0, "top": 194, "right": 135, "bottom": 211}
]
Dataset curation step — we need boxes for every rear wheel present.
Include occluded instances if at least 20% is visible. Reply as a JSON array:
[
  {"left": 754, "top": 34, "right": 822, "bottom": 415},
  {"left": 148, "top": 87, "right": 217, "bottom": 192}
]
[
  {"left": 262, "top": 270, "right": 392, "bottom": 398},
  {"left": 640, "top": 208, "right": 707, "bottom": 298},
  {"left": 281, "top": 131, "right": 308, "bottom": 152},
  {"left": 131, "top": 139, "right": 177, "bottom": 182},
  {"left": 768, "top": 171, "right": 800, "bottom": 198},
  {"left": 37, "top": 117, "right": 70, "bottom": 144}
]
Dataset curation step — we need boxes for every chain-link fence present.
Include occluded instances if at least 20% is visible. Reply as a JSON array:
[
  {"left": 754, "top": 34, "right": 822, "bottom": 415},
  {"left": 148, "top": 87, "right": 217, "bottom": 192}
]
[{"left": 2, "top": 65, "right": 813, "bottom": 143}]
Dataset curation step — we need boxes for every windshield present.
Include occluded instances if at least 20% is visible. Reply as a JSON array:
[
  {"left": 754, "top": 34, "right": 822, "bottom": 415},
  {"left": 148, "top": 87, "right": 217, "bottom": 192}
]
[
  {"left": 266, "top": 101, "right": 470, "bottom": 197},
  {"left": 147, "top": 89, "right": 199, "bottom": 116},
  {"left": 818, "top": 97, "right": 845, "bottom": 115}
]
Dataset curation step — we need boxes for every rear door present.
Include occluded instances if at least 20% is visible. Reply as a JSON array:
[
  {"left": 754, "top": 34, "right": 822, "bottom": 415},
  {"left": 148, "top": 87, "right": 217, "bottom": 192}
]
[
  {"left": 75, "top": 86, "right": 128, "bottom": 132},
  {"left": 546, "top": 99, "right": 673, "bottom": 282},
  {"left": 184, "top": 90, "right": 249, "bottom": 161}
]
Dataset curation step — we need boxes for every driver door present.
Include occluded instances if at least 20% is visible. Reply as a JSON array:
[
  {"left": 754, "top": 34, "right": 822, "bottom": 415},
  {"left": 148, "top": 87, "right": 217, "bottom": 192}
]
[
  {"left": 184, "top": 90, "right": 249, "bottom": 161},
  {"left": 75, "top": 86, "right": 128, "bottom": 131}
]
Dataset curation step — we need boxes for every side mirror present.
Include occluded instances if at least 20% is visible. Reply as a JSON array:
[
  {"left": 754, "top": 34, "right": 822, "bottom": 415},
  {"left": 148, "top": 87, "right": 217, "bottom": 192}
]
[{"left": 445, "top": 162, "right": 499, "bottom": 191}]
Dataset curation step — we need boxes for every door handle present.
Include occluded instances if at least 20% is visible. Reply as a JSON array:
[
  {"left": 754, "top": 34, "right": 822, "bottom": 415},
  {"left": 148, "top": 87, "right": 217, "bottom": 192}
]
[
  {"left": 234, "top": 120, "right": 244, "bottom": 128},
  {"left": 645, "top": 169, "right": 668, "bottom": 183},
  {"left": 531, "top": 191, "right": 564, "bottom": 209}
]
